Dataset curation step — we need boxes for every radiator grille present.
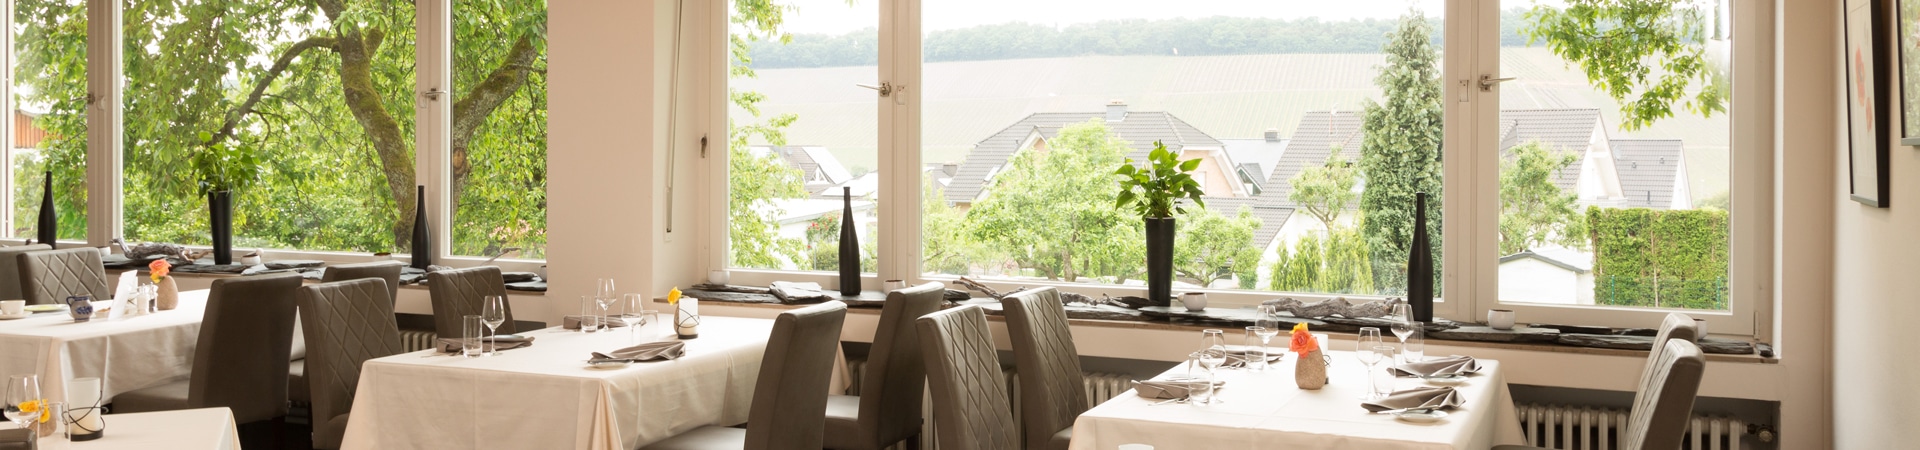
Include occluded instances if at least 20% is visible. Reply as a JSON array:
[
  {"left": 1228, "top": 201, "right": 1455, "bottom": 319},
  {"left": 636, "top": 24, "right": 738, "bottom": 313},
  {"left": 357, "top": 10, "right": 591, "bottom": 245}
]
[
  {"left": 846, "top": 358, "right": 1133, "bottom": 450},
  {"left": 1517, "top": 402, "right": 1748, "bottom": 450}
]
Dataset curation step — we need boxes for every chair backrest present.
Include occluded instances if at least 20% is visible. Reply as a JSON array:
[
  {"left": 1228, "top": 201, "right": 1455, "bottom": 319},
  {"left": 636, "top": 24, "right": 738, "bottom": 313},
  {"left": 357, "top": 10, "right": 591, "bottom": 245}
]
[
  {"left": 1622, "top": 339, "right": 1707, "bottom": 450},
  {"left": 855, "top": 282, "right": 945, "bottom": 445},
  {"left": 17, "top": 247, "right": 110, "bottom": 305},
  {"left": 1639, "top": 313, "right": 1698, "bottom": 388},
  {"left": 188, "top": 272, "right": 304, "bottom": 423},
  {"left": 744, "top": 301, "right": 848, "bottom": 450},
  {"left": 1002, "top": 287, "right": 1088, "bottom": 449},
  {"left": 296, "top": 278, "right": 405, "bottom": 431},
  {"left": 321, "top": 261, "right": 404, "bottom": 304},
  {"left": 917, "top": 305, "right": 1019, "bottom": 450},
  {"left": 0, "top": 244, "right": 50, "bottom": 300},
  {"left": 426, "top": 266, "right": 511, "bottom": 339}
]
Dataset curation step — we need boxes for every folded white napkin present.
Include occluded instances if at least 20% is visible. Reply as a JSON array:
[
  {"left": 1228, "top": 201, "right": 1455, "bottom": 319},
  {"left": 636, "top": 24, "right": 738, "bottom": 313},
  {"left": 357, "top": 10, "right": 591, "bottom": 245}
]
[
  {"left": 1131, "top": 377, "right": 1225, "bottom": 400},
  {"left": 1391, "top": 355, "right": 1482, "bottom": 378},
  {"left": 1361, "top": 386, "right": 1463, "bottom": 412}
]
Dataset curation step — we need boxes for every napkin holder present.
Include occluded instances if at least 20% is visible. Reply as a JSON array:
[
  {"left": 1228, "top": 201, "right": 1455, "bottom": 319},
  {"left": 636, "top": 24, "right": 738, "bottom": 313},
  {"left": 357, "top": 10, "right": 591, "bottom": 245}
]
[
  {"left": 675, "top": 297, "right": 700, "bottom": 339},
  {"left": 66, "top": 377, "right": 104, "bottom": 441}
]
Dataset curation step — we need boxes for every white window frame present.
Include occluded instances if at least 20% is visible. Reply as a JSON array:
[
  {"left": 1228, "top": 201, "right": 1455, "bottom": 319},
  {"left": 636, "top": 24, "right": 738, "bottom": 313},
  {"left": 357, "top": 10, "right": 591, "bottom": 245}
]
[
  {"left": 709, "top": 0, "right": 1773, "bottom": 337},
  {"left": 0, "top": 0, "right": 546, "bottom": 274}
]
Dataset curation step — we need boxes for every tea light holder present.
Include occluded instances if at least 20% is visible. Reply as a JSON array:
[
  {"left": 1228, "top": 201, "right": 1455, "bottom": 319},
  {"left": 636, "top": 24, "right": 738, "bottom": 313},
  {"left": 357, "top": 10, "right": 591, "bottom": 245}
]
[
  {"left": 675, "top": 297, "right": 701, "bottom": 339},
  {"left": 67, "top": 377, "right": 104, "bottom": 441}
]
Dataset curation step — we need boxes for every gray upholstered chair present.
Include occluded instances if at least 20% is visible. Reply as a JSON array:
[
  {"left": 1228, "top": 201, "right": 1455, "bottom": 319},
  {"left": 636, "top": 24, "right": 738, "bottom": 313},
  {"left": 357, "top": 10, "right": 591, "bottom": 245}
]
[
  {"left": 321, "top": 261, "right": 405, "bottom": 304},
  {"left": 297, "top": 278, "right": 405, "bottom": 450},
  {"left": 1639, "top": 313, "right": 1698, "bottom": 388},
  {"left": 1002, "top": 287, "right": 1086, "bottom": 450},
  {"left": 916, "top": 305, "right": 1019, "bottom": 450},
  {"left": 1496, "top": 339, "right": 1706, "bottom": 450},
  {"left": 643, "top": 301, "right": 849, "bottom": 450},
  {"left": 427, "top": 266, "right": 512, "bottom": 339},
  {"left": 823, "top": 282, "right": 944, "bottom": 450},
  {"left": 0, "top": 244, "right": 50, "bottom": 300},
  {"left": 114, "top": 272, "right": 304, "bottom": 424},
  {"left": 17, "top": 247, "right": 110, "bottom": 306}
]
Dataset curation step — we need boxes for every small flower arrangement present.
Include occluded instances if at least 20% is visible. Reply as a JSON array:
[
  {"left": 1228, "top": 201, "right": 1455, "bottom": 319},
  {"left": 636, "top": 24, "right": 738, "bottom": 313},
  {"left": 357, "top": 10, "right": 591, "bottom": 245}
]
[
  {"left": 1288, "top": 323, "right": 1318, "bottom": 355},
  {"left": 667, "top": 287, "right": 682, "bottom": 306},
  {"left": 148, "top": 259, "right": 171, "bottom": 283}
]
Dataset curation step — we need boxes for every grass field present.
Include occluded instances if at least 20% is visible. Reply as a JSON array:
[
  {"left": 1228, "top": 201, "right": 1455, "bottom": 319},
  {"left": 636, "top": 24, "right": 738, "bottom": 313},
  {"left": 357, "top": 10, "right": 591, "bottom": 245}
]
[{"left": 732, "top": 47, "right": 1732, "bottom": 201}]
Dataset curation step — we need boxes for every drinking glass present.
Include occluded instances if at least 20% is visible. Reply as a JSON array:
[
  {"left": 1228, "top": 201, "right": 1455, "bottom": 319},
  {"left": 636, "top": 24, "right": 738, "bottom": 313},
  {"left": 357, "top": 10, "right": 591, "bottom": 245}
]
[
  {"left": 1255, "top": 306, "right": 1282, "bottom": 358},
  {"left": 1371, "top": 345, "right": 1399, "bottom": 398},
  {"left": 1404, "top": 327, "right": 1425, "bottom": 363},
  {"left": 1388, "top": 304, "right": 1415, "bottom": 360},
  {"left": 5, "top": 375, "right": 41, "bottom": 430},
  {"left": 1198, "top": 329, "right": 1227, "bottom": 370},
  {"left": 1242, "top": 327, "right": 1267, "bottom": 371},
  {"left": 577, "top": 295, "right": 600, "bottom": 333},
  {"left": 620, "top": 294, "right": 645, "bottom": 343},
  {"left": 481, "top": 296, "right": 507, "bottom": 356},
  {"left": 42, "top": 401, "right": 66, "bottom": 446},
  {"left": 1186, "top": 352, "right": 1220, "bottom": 404},
  {"left": 461, "top": 315, "right": 485, "bottom": 357},
  {"left": 1354, "top": 328, "right": 1384, "bottom": 400}
]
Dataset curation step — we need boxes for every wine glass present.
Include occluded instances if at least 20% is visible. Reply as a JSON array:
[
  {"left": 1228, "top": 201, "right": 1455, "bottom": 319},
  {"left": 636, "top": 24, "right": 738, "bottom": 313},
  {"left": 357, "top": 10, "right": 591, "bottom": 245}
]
[
  {"left": 1255, "top": 306, "right": 1282, "bottom": 358},
  {"left": 1196, "top": 329, "right": 1227, "bottom": 403},
  {"left": 1388, "top": 304, "right": 1416, "bottom": 363},
  {"left": 481, "top": 296, "right": 507, "bottom": 356},
  {"left": 620, "top": 294, "right": 645, "bottom": 343},
  {"left": 1355, "top": 328, "right": 1384, "bottom": 400},
  {"left": 5, "top": 375, "right": 41, "bottom": 431}
]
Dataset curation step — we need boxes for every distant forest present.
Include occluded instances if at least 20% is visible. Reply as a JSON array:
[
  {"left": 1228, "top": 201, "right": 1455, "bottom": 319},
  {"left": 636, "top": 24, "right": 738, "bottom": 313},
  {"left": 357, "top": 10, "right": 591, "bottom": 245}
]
[{"left": 746, "top": 8, "right": 1538, "bottom": 69}]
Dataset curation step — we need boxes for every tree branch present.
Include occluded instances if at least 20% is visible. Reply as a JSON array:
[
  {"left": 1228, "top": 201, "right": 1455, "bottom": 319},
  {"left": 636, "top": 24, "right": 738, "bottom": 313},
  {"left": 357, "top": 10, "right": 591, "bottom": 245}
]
[{"left": 210, "top": 36, "right": 336, "bottom": 146}]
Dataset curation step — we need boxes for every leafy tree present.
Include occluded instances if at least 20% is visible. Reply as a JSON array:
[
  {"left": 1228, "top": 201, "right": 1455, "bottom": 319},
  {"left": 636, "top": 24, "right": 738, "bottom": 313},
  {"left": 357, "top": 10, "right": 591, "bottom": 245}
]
[
  {"left": 725, "top": 0, "right": 810, "bottom": 269},
  {"left": 1173, "top": 207, "right": 1261, "bottom": 288},
  {"left": 1520, "top": 0, "right": 1726, "bottom": 130},
  {"left": 1288, "top": 151, "right": 1358, "bottom": 228},
  {"left": 13, "top": 0, "right": 90, "bottom": 240},
  {"left": 1358, "top": 9, "right": 1444, "bottom": 295},
  {"left": 1498, "top": 141, "right": 1586, "bottom": 255},
  {"left": 1268, "top": 233, "right": 1321, "bottom": 292},
  {"left": 921, "top": 175, "right": 974, "bottom": 275},
  {"left": 1268, "top": 225, "right": 1375, "bottom": 294},
  {"left": 967, "top": 119, "right": 1137, "bottom": 282}
]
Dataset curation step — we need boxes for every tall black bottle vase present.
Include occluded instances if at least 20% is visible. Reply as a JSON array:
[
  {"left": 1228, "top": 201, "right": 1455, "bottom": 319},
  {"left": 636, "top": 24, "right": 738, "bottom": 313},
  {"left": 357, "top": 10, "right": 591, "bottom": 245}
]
[
  {"left": 411, "top": 186, "right": 433, "bottom": 270},
  {"left": 838, "top": 187, "right": 860, "bottom": 296},
  {"left": 1145, "top": 216, "right": 1176, "bottom": 307},
  {"left": 1407, "top": 192, "right": 1434, "bottom": 322},
  {"left": 37, "top": 171, "right": 56, "bottom": 249},
  {"left": 208, "top": 190, "right": 233, "bottom": 265}
]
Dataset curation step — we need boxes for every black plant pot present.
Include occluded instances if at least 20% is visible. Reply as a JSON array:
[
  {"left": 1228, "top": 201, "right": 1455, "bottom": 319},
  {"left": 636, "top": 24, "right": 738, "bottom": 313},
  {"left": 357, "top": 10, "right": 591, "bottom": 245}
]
[
  {"left": 838, "top": 187, "right": 860, "bottom": 296},
  {"left": 37, "top": 171, "right": 56, "bottom": 249},
  {"left": 1407, "top": 192, "right": 1434, "bottom": 322},
  {"left": 411, "top": 186, "right": 433, "bottom": 270},
  {"left": 1145, "top": 216, "right": 1176, "bottom": 307},
  {"left": 208, "top": 190, "right": 233, "bottom": 265}
]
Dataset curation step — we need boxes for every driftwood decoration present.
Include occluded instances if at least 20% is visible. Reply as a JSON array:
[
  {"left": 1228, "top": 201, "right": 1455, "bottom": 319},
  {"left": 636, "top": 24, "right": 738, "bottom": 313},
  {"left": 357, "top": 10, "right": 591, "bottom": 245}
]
[
  {"left": 953, "top": 277, "right": 1005, "bottom": 299},
  {"left": 124, "top": 242, "right": 189, "bottom": 261},
  {"left": 1261, "top": 297, "right": 1404, "bottom": 319}
]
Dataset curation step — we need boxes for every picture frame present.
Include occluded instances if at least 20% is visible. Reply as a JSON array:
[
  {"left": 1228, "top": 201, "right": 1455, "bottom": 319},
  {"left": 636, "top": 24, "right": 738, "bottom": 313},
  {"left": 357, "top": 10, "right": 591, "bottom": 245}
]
[
  {"left": 1846, "top": 0, "right": 1891, "bottom": 207},
  {"left": 1902, "top": 0, "right": 1920, "bottom": 145}
]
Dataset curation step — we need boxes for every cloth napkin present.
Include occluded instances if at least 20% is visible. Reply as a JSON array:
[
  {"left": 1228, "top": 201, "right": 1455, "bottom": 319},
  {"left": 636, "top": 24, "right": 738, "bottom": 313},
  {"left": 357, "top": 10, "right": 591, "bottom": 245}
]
[
  {"left": 437, "top": 335, "right": 536, "bottom": 353},
  {"left": 562, "top": 315, "right": 631, "bottom": 330},
  {"left": 1390, "top": 355, "right": 1482, "bottom": 378},
  {"left": 1131, "top": 378, "right": 1225, "bottom": 400},
  {"left": 1361, "top": 386, "right": 1464, "bottom": 413},
  {"left": 598, "top": 341, "right": 687, "bottom": 362}
]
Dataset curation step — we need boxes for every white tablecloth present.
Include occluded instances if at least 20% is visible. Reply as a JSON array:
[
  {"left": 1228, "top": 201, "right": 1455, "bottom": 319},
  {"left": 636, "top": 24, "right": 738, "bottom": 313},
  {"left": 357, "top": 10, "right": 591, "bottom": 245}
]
[
  {"left": 5, "top": 407, "right": 241, "bottom": 450},
  {"left": 1069, "top": 352, "right": 1527, "bottom": 450},
  {"left": 0, "top": 291, "right": 208, "bottom": 405},
  {"left": 342, "top": 316, "right": 788, "bottom": 450}
]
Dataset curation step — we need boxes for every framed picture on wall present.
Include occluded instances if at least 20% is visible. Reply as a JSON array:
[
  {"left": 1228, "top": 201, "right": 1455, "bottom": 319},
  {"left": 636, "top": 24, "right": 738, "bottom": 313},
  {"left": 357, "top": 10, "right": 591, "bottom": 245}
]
[
  {"left": 1901, "top": 0, "right": 1920, "bottom": 145},
  {"left": 1846, "top": 0, "right": 1891, "bottom": 207}
]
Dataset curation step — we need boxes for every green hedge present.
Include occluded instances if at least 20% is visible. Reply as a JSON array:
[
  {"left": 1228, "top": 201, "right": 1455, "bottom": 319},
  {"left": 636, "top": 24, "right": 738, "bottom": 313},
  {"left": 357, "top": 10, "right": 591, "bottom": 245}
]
[{"left": 1587, "top": 207, "right": 1729, "bottom": 310}]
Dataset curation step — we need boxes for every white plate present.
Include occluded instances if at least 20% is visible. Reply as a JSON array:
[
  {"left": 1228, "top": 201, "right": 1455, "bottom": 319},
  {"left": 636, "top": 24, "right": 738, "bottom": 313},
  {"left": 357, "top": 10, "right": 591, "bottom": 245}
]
[
  {"left": 1394, "top": 409, "right": 1449, "bottom": 423},
  {"left": 23, "top": 304, "right": 65, "bottom": 313},
  {"left": 586, "top": 359, "right": 633, "bottom": 369},
  {"left": 1423, "top": 375, "right": 1469, "bottom": 386},
  {"left": 0, "top": 312, "right": 30, "bottom": 320}
]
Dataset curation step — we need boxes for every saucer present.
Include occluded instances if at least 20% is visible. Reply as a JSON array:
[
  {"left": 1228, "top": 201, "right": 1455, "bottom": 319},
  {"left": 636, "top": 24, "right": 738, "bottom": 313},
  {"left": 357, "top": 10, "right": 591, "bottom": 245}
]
[
  {"left": 1394, "top": 409, "right": 1449, "bottom": 423},
  {"left": 1422, "top": 375, "right": 1469, "bottom": 386},
  {"left": 23, "top": 304, "right": 65, "bottom": 313},
  {"left": 0, "top": 312, "right": 30, "bottom": 320},
  {"left": 586, "top": 359, "right": 634, "bottom": 369}
]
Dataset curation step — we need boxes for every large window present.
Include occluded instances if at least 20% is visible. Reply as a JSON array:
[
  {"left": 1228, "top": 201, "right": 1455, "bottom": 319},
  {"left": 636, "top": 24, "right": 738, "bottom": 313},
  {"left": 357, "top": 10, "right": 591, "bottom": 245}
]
[
  {"left": 451, "top": 0, "right": 548, "bottom": 259},
  {"left": 12, "top": 0, "right": 86, "bottom": 241}
]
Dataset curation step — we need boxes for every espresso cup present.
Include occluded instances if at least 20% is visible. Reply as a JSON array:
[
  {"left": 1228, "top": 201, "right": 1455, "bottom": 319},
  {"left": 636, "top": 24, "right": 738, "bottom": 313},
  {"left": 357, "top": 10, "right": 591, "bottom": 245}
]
[
  {"left": 1488, "top": 309, "right": 1516, "bottom": 330},
  {"left": 0, "top": 300, "right": 22, "bottom": 315},
  {"left": 882, "top": 279, "right": 905, "bottom": 292}
]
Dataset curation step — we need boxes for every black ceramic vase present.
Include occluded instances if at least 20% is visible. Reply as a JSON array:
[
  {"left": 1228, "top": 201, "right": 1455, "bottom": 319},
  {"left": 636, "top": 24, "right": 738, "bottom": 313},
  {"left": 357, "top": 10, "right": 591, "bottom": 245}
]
[
  {"left": 208, "top": 190, "right": 233, "bottom": 265},
  {"left": 1145, "top": 216, "right": 1176, "bottom": 307},
  {"left": 411, "top": 186, "right": 432, "bottom": 270},
  {"left": 1407, "top": 192, "right": 1434, "bottom": 322},
  {"left": 37, "top": 171, "right": 56, "bottom": 249},
  {"left": 838, "top": 187, "right": 859, "bottom": 296}
]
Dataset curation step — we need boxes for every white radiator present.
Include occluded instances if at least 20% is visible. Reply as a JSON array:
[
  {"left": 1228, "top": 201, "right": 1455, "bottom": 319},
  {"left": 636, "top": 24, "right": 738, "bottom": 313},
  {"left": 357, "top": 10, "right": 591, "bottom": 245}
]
[
  {"left": 846, "top": 358, "right": 1132, "bottom": 450},
  {"left": 1516, "top": 402, "right": 1750, "bottom": 450}
]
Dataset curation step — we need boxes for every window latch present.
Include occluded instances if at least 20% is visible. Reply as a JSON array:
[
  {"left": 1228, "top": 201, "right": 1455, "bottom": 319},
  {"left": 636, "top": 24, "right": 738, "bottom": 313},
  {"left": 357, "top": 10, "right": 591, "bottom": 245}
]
[
  {"left": 422, "top": 88, "right": 446, "bottom": 101},
  {"left": 856, "top": 81, "right": 895, "bottom": 97},
  {"left": 1478, "top": 74, "right": 1517, "bottom": 92}
]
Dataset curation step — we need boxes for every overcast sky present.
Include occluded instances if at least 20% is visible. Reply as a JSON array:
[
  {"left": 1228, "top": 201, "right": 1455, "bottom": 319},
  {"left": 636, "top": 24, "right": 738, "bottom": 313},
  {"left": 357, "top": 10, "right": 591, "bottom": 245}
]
[{"left": 774, "top": 0, "right": 1456, "bottom": 35}]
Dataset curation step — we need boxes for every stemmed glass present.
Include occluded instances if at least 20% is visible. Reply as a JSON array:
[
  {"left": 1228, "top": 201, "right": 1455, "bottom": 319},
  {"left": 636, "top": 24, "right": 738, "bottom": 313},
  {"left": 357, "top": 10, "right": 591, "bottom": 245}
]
[
  {"left": 481, "top": 296, "right": 507, "bottom": 356},
  {"left": 1255, "top": 305, "right": 1282, "bottom": 363},
  {"left": 1194, "top": 329, "right": 1227, "bottom": 404},
  {"left": 1388, "top": 304, "right": 1416, "bottom": 364},
  {"left": 1355, "top": 328, "right": 1385, "bottom": 400},
  {"left": 620, "top": 293, "right": 646, "bottom": 343},
  {"left": 5, "top": 375, "right": 42, "bottom": 431}
]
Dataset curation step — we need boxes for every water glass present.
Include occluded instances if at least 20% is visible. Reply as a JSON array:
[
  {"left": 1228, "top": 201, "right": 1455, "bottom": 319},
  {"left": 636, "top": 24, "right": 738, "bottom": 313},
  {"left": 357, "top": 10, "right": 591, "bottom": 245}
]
[
  {"left": 461, "top": 315, "right": 485, "bottom": 357},
  {"left": 1242, "top": 326, "right": 1268, "bottom": 370},
  {"left": 1184, "top": 352, "right": 1216, "bottom": 404},
  {"left": 1404, "top": 327, "right": 1425, "bottom": 363},
  {"left": 40, "top": 402, "right": 67, "bottom": 444},
  {"left": 578, "top": 295, "right": 601, "bottom": 333},
  {"left": 1198, "top": 329, "right": 1226, "bottom": 369},
  {"left": 1371, "top": 345, "right": 1398, "bottom": 398}
]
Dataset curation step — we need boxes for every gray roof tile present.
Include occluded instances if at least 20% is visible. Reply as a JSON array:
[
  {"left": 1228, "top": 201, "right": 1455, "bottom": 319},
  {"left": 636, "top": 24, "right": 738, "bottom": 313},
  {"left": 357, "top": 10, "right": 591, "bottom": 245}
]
[
  {"left": 944, "top": 110, "right": 1223, "bottom": 204},
  {"left": 1611, "top": 139, "right": 1685, "bottom": 209}
]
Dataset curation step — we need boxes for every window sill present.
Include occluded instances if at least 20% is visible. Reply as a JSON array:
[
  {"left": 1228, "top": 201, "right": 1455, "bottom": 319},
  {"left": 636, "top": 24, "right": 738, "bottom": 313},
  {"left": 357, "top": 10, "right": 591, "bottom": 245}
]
[{"left": 109, "top": 267, "right": 548, "bottom": 296}]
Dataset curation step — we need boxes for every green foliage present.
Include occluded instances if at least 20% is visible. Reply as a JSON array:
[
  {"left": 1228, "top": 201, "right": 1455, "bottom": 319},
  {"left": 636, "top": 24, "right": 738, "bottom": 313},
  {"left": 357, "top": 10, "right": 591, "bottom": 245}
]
[
  {"left": 1173, "top": 207, "right": 1261, "bottom": 288},
  {"left": 12, "top": 0, "right": 89, "bottom": 240},
  {"left": 920, "top": 175, "right": 975, "bottom": 275},
  {"left": 1288, "top": 151, "right": 1358, "bottom": 228},
  {"left": 1587, "top": 206, "right": 1729, "bottom": 310},
  {"left": 1498, "top": 141, "right": 1586, "bottom": 255},
  {"left": 800, "top": 213, "right": 874, "bottom": 273},
  {"left": 1267, "top": 225, "right": 1375, "bottom": 294},
  {"left": 727, "top": 146, "right": 807, "bottom": 269},
  {"left": 969, "top": 119, "right": 1138, "bottom": 282},
  {"left": 1358, "top": 9, "right": 1444, "bottom": 295},
  {"left": 189, "top": 132, "right": 262, "bottom": 194},
  {"left": 1520, "top": 0, "right": 1726, "bottom": 130},
  {"left": 1114, "top": 141, "right": 1206, "bottom": 219}
]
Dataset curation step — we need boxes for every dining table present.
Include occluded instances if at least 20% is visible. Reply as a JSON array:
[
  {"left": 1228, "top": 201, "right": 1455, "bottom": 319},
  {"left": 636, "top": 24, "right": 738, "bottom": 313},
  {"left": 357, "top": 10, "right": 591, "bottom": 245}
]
[
  {"left": 3, "top": 406, "right": 242, "bottom": 450},
  {"left": 0, "top": 290, "right": 208, "bottom": 405},
  {"left": 340, "top": 315, "right": 830, "bottom": 450},
  {"left": 1068, "top": 350, "right": 1528, "bottom": 450}
]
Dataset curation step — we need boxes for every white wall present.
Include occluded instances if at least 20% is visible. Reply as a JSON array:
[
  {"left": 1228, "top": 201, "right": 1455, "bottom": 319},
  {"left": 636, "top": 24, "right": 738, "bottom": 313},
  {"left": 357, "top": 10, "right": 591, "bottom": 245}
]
[
  {"left": 1774, "top": 0, "right": 1836, "bottom": 447},
  {"left": 1830, "top": 0, "right": 1916, "bottom": 447},
  {"left": 1495, "top": 258, "right": 1581, "bottom": 304}
]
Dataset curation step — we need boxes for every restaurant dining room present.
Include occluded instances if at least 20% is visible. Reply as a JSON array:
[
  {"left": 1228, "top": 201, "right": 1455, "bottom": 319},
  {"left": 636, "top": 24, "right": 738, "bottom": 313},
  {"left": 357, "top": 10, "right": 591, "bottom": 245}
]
[{"left": 0, "top": 0, "right": 1901, "bottom": 448}]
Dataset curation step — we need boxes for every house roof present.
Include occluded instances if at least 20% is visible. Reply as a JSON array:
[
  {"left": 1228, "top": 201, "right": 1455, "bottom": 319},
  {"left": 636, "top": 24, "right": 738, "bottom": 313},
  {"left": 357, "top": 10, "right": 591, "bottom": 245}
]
[
  {"left": 1201, "top": 197, "right": 1295, "bottom": 256},
  {"left": 1498, "top": 249, "right": 1592, "bottom": 273},
  {"left": 943, "top": 108, "right": 1223, "bottom": 205},
  {"left": 1611, "top": 139, "right": 1684, "bottom": 209},
  {"left": 759, "top": 145, "right": 852, "bottom": 189},
  {"left": 1220, "top": 137, "right": 1290, "bottom": 187},
  {"left": 1255, "top": 111, "right": 1364, "bottom": 217},
  {"left": 1497, "top": 108, "right": 1605, "bottom": 192}
]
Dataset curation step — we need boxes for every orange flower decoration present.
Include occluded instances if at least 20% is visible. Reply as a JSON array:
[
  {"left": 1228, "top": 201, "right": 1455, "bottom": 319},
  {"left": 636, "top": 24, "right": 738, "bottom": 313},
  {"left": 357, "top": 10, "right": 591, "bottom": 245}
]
[
  {"left": 1288, "top": 322, "right": 1318, "bottom": 354},
  {"left": 149, "top": 259, "right": 171, "bottom": 282}
]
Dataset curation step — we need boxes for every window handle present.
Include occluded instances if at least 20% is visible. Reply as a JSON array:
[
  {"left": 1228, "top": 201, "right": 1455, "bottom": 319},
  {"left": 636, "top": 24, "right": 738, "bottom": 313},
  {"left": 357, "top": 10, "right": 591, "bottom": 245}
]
[
  {"left": 1478, "top": 74, "right": 1517, "bottom": 92},
  {"left": 856, "top": 82, "right": 895, "bottom": 97},
  {"left": 422, "top": 88, "right": 446, "bottom": 101}
]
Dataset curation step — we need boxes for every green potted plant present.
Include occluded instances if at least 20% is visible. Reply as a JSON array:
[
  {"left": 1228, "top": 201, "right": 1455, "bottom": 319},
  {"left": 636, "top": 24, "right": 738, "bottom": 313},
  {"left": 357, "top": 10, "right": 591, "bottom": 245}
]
[
  {"left": 191, "top": 131, "right": 261, "bottom": 265},
  {"left": 1114, "top": 141, "right": 1206, "bottom": 307}
]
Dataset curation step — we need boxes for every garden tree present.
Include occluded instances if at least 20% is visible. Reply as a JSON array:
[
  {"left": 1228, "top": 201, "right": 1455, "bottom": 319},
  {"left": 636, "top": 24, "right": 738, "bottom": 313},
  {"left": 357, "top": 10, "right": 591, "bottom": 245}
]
[
  {"left": 967, "top": 119, "right": 1138, "bottom": 282},
  {"left": 1498, "top": 141, "right": 1586, "bottom": 255},
  {"left": 1173, "top": 207, "right": 1261, "bottom": 288},
  {"left": 1268, "top": 225, "right": 1375, "bottom": 294},
  {"left": 1268, "top": 233, "right": 1321, "bottom": 292},
  {"left": 920, "top": 176, "right": 974, "bottom": 275},
  {"left": 725, "top": 0, "right": 810, "bottom": 268},
  {"left": 1520, "top": 0, "right": 1727, "bottom": 131},
  {"left": 802, "top": 211, "right": 878, "bottom": 273},
  {"left": 1288, "top": 151, "right": 1358, "bottom": 228},
  {"left": 1358, "top": 9, "right": 1444, "bottom": 294},
  {"left": 12, "top": 1, "right": 89, "bottom": 239}
]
